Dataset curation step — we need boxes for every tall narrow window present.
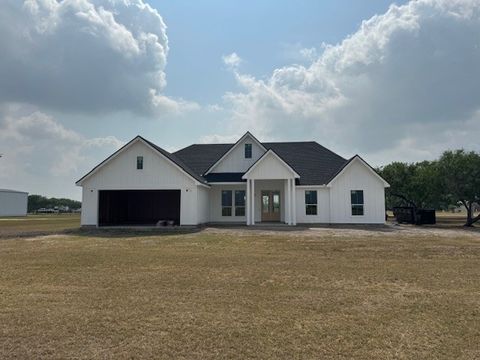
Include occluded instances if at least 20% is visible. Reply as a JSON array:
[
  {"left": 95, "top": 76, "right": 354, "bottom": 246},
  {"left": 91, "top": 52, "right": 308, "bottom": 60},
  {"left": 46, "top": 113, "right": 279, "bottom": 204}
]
[
  {"left": 222, "top": 190, "right": 233, "bottom": 216},
  {"left": 235, "top": 190, "right": 246, "bottom": 216},
  {"left": 351, "top": 190, "right": 364, "bottom": 216},
  {"left": 136, "top": 156, "right": 143, "bottom": 170},
  {"left": 305, "top": 190, "right": 317, "bottom": 215},
  {"left": 244, "top": 143, "right": 252, "bottom": 158}
]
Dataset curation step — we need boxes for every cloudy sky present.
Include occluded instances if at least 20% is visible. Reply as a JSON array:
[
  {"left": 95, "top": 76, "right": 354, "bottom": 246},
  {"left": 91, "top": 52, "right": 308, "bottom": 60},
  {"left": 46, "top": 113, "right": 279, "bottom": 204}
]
[{"left": 1, "top": 0, "right": 480, "bottom": 200}]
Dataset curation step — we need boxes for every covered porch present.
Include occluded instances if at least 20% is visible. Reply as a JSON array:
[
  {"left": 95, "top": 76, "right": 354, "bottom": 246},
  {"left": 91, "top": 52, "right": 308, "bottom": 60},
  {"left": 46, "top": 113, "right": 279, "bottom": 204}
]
[
  {"left": 245, "top": 179, "right": 297, "bottom": 225},
  {"left": 243, "top": 149, "right": 300, "bottom": 226}
]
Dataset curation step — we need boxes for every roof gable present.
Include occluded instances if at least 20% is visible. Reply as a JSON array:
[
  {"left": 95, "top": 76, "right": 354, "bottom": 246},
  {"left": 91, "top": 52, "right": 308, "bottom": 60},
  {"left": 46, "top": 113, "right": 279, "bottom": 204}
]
[
  {"left": 242, "top": 149, "right": 300, "bottom": 179},
  {"left": 174, "top": 139, "right": 348, "bottom": 185},
  {"left": 326, "top": 155, "right": 390, "bottom": 187},
  {"left": 76, "top": 136, "right": 209, "bottom": 187},
  {"left": 203, "top": 132, "right": 267, "bottom": 175}
]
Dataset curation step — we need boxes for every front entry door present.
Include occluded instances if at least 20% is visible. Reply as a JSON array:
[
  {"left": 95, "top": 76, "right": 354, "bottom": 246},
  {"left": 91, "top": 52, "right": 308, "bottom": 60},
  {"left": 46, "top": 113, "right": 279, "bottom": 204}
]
[{"left": 261, "top": 191, "right": 281, "bottom": 222}]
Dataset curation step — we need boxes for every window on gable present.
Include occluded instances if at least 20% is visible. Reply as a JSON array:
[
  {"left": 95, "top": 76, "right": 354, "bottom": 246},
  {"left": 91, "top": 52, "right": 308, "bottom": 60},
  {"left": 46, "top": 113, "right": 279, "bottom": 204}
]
[
  {"left": 235, "top": 190, "right": 246, "bottom": 216},
  {"left": 222, "top": 190, "right": 233, "bottom": 216},
  {"left": 305, "top": 190, "right": 317, "bottom": 215},
  {"left": 351, "top": 190, "right": 364, "bottom": 216},
  {"left": 137, "top": 156, "right": 143, "bottom": 170},
  {"left": 244, "top": 143, "right": 252, "bottom": 159}
]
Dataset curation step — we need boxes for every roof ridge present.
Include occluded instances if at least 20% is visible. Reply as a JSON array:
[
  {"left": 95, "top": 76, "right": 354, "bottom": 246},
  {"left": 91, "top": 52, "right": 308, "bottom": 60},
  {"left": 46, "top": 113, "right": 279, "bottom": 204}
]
[{"left": 263, "top": 140, "right": 317, "bottom": 144}]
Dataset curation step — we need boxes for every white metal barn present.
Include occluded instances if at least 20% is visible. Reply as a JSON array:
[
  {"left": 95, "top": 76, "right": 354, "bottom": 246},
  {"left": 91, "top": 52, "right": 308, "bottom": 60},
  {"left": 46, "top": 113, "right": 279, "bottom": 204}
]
[{"left": 0, "top": 189, "right": 28, "bottom": 217}]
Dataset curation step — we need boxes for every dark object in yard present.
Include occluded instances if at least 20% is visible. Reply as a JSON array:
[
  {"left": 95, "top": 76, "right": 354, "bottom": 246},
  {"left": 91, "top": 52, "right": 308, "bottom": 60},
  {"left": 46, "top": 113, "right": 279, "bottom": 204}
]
[{"left": 393, "top": 207, "right": 436, "bottom": 225}]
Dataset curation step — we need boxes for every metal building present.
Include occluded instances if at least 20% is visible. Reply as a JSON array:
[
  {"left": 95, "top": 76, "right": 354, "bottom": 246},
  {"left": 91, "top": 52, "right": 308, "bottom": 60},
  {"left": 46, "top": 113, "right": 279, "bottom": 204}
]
[{"left": 0, "top": 189, "right": 28, "bottom": 217}]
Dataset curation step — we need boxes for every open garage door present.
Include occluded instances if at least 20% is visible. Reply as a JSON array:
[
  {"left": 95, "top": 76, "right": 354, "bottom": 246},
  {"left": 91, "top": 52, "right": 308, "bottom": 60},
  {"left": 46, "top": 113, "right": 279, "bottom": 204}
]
[{"left": 98, "top": 190, "right": 181, "bottom": 226}]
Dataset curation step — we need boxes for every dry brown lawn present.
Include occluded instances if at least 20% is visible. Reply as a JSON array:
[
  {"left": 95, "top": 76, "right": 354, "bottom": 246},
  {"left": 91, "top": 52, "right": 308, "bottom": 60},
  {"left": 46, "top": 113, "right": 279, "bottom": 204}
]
[
  {"left": 0, "top": 214, "right": 80, "bottom": 238},
  {"left": 0, "top": 220, "right": 479, "bottom": 359}
]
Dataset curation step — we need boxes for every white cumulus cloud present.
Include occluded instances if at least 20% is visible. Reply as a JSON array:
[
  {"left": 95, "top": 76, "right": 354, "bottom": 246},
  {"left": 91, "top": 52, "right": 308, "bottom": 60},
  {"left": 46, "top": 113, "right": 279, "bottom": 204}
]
[
  {"left": 222, "top": 0, "right": 480, "bottom": 164},
  {"left": 222, "top": 52, "right": 243, "bottom": 69},
  {"left": 0, "top": 106, "right": 124, "bottom": 197},
  {"left": 0, "top": 0, "right": 195, "bottom": 115}
]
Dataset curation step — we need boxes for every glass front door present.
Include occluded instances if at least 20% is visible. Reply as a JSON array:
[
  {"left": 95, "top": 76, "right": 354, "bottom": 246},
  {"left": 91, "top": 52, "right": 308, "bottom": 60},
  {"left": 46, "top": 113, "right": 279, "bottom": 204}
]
[{"left": 261, "top": 191, "right": 281, "bottom": 222}]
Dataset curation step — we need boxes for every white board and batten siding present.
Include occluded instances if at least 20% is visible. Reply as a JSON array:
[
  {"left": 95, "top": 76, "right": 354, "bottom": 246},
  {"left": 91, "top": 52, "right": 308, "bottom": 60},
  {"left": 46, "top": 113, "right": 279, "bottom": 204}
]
[
  {"left": 80, "top": 140, "right": 201, "bottom": 226},
  {"left": 0, "top": 189, "right": 28, "bottom": 217},
  {"left": 328, "top": 158, "right": 386, "bottom": 224},
  {"left": 244, "top": 152, "right": 296, "bottom": 180},
  {"left": 209, "top": 180, "right": 287, "bottom": 223},
  {"left": 209, "top": 135, "right": 265, "bottom": 173},
  {"left": 295, "top": 187, "right": 330, "bottom": 223},
  {"left": 209, "top": 184, "right": 246, "bottom": 223},
  {"left": 196, "top": 186, "right": 210, "bottom": 224}
]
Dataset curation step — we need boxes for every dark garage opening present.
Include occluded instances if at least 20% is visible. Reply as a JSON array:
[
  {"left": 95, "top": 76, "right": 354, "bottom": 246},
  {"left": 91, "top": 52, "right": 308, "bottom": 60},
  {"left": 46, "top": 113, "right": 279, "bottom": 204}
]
[{"left": 98, "top": 190, "right": 181, "bottom": 226}]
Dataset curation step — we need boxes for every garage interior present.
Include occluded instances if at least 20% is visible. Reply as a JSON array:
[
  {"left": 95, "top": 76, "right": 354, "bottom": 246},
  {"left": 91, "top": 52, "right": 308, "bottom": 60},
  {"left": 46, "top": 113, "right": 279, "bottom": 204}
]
[{"left": 98, "top": 190, "right": 181, "bottom": 226}]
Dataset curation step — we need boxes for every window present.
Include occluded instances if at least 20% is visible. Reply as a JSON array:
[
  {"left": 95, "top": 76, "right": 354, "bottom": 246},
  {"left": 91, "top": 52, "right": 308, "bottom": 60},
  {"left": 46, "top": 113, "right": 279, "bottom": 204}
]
[
  {"left": 244, "top": 143, "right": 252, "bottom": 158},
  {"left": 136, "top": 156, "right": 143, "bottom": 170},
  {"left": 235, "top": 190, "right": 246, "bottom": 216},
  {"left": 351, "top": 190, "right": 364, "bottom": 216},
  {"left": 222, "top": 190, "right": 232, "bottom": 216},
  {"left": 305, "top": 190, "right": 317, "bottom": 215}
]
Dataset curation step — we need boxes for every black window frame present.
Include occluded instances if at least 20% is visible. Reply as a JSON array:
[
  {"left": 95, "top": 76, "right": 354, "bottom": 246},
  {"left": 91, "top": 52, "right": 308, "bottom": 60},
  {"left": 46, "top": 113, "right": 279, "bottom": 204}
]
[
  {"left": 222, "top": 190, "right": 233, "bottom": 216},
  {"left": 305, "top": 190, "right": 318, "bottom": 215},
  {"left": 234, "top": 190, "right": 246, "bottom": 216},
  {"left": 351, "top": 190, "right": 364, "bottom": 216},
  {"left": 136, "top": 156, "right": 143, "bottom": 170},
  {"left": 244, "top": 143, "right": 252, "bottom": 159}
]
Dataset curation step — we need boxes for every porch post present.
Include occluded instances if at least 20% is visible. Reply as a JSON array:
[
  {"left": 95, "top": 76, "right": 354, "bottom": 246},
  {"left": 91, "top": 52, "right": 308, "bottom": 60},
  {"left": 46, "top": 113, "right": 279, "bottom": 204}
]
[
  {"left": 284, "top": 179, "right": 290, "bottom": 224},
  {"left": 251, "top": 179, "right": 255, "bottom": 225},
  {"left": 291, "top": 178, "right": 297, "bottom": 226},
  {"left": 287, "top": 178, "right": 292, "bottom": 225},
  {"left": 246, "top": 178, "right": 251, "bottom": 225}
]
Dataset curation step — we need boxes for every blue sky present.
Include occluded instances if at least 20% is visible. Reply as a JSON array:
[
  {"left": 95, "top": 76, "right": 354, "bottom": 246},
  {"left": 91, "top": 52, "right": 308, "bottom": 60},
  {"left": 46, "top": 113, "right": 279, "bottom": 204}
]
[
  {"left": 1, "top": 0, "right": 480, "bottom": 199},
  {"left": 71, "top": 0, "right": 409, "bottom": 150},
  {"left": 158, "top": 1, "right": 408, "bottom": 103}
]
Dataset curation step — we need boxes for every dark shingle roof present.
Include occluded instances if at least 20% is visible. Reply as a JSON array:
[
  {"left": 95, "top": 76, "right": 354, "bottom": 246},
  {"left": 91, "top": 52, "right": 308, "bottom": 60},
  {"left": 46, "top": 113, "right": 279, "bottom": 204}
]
[
  {"left": 264, "top": 142, "right": 347, "bottom": 185},
  {"left": 174, "top": 141, "right": 348, "bottom": 185},
  {"left": 173, "top": 143, "right": 232, "bottom": 177},
  {"left": 141, "top": 137, "right": 208, "bottom": 184},
  {"left": 77, "top": 135, "right": 349, "bottom": 187}
]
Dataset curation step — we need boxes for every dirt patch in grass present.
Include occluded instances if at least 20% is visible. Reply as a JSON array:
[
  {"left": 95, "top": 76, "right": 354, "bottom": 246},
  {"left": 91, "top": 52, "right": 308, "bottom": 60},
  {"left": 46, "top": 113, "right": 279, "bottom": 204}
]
[{"left": 0, "top": 228, "right": 479, "bottom": 359}]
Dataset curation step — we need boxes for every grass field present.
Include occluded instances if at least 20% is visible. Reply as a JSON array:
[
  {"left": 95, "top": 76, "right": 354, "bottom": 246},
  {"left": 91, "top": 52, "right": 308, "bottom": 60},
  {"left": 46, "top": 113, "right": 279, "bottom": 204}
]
[
  {"left": 0, "top": 216, "right": 479, "bottom": 359},
  {"left": 0, "top": 214, "right": 80, "bottom": 238}
]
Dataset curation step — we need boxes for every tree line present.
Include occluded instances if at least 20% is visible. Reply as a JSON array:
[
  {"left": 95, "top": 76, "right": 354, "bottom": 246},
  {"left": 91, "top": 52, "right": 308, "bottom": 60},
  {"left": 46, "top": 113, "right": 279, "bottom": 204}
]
[
  {"left": 28, "top": 195, "right": 81, "bottom": 213},
  {"left": 378, "top": 150, "right": 480, "bottom": 227}
]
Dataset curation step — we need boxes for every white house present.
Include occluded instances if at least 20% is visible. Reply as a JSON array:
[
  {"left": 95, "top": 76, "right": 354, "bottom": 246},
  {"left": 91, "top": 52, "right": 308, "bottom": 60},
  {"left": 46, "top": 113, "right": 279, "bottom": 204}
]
[
  {"left": 0, "top": 189, "right": 28, "bottom": 217},
  {"left": 76, "top": 132, "right": 389, "bottom": 227}
]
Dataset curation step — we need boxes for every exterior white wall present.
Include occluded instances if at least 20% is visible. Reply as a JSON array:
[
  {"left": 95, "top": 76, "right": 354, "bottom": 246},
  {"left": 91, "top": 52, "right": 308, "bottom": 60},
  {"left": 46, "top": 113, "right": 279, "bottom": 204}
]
[
  {"left": 209, "top": 184, "right": 246, "bottom": 223},
  {"left": 329, "top": 159, "right": 386, "bottom": 224},
  {"left": 0, "top": 190, "right": 28, "bottom": 217},
  {"left": 295, "top": 187, "right": 330, "bottom": 223},
  {"left": 245, "top": 153, "right": 296, "bottom": 180},
  {"left": 196, "top": 186, "right": 210, "bottom": 224},
  {"left": 210, "top": 135, "right": 265, "bottom": 173},
  {"left": 80, "top": 140, "right": 199, "bottom": 226}
]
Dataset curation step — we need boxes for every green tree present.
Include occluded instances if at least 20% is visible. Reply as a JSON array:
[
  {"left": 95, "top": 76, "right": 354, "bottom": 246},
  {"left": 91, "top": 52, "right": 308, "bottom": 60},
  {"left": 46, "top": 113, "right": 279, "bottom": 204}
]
[
  {"left": 437, "top": 150, "right": 480, "bottom": 227},
  {"left": 27, "top": 195, "right": 81, "bottom": 213},
  {"left": 379, "top": 161, "right": 441, "bottom": 209}
]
